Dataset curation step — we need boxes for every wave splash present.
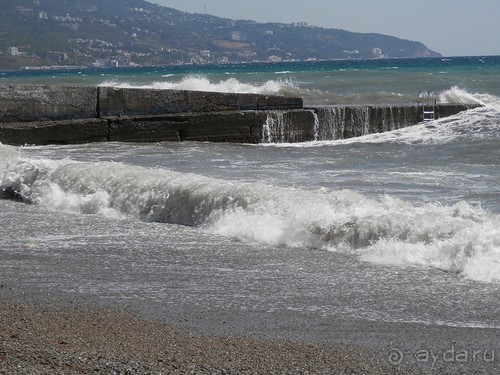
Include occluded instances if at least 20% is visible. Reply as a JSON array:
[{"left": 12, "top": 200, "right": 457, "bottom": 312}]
[
  {"left": 438, "top": 86, "right": 498, "bottom": 105},
  {"left": 101, "top": 75, "right": 497, "bottom": 107},
  {"left": 1, "top": 153, "right": 499, "bottom": 283},
  {"left": 100, "top": 75, "right": 415, "bottom": 105},
  {"left": 302, "top": 90, "right": 500, "bottom": 147},
  {"left": 102, "top": 74, "right": 301, "bottom": 97}
]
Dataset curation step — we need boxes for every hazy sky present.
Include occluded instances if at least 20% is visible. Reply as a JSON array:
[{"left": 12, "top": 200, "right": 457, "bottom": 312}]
[{"left": 149, "top": 0, "right": 500, "bottom": 57}]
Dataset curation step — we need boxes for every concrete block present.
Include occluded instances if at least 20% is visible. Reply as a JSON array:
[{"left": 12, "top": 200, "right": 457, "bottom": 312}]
[
  {"left": 181, "top": 111, "right": 269, "bottom": 142},
  {"left": 435, "top": 104, "right": 477, "bottom": 118},
  {"left": 257, "top": 110, "right": 316, "bottom": 143},
  {"left": 0, "top": 84, "right": 97, "bottom": 122},
  {"left": 108, "top": 115, "right": 187, "bottom": 142},
  {"left": 108, "top": 111, "right": 269, "bottom": 143},
  {"left": 98, "top": 87, "right": 303, "bottom": 117},
  {"left": 0, "top": 119, "right": 108, "bottom": 145}
]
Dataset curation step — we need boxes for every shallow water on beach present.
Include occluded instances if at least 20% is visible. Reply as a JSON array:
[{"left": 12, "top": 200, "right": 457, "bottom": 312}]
[
  {"left": 1, "top": 197, "right": 500, "bottom": 331},
  {"left": 1, "top": 57, "right": 500, "bottom": 334}
]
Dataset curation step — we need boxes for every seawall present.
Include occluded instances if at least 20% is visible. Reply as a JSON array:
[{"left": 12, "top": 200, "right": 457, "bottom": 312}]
[{"left": 0, "top": 84, "right": 479, "bottom": 145}]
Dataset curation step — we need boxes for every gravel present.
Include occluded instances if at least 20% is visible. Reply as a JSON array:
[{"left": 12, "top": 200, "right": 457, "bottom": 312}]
[{"left": 0, "top": 301, "right": 423, "bottom": 374}]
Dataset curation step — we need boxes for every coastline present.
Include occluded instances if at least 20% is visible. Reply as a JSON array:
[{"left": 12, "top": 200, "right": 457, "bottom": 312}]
[
  {"left": 0, "top": 63, "right": 500, "bottom": 374},
  {"left": 1, "top": 285, "right": 499, "bottom": 374},
  {"left": 0, "top": 298, "right": 420, "bottom": 375},
  {"left": 1, "top": 189, "right": 499, "bottom": 374}
]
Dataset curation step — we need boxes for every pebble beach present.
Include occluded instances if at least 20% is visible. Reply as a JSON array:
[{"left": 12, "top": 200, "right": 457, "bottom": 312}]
[{"left": 0, "top": 300, "right": 422, "bottom": 374}]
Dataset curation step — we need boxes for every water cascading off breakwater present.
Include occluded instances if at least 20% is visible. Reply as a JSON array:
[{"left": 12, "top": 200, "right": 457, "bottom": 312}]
[
  {"left": 263, "top": 105, "right": 422, "bottom": 143},
  {"left": 313, "top": 105, "right": 419, "bottom": 140},
  {"left": 0, "top": 84, "right": 480, "bottom": 145}
]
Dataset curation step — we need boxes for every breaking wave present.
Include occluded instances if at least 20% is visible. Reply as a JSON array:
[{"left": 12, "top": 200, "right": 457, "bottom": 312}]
[
  {"left": 101, "top": 74, "right": 301, "bottom": 97},
  {"left": 438, "top": 86, "right": 497, "bottom": 105},
  {"left": 100, "top": 75, "right": 414, "bottom": 105},
  {"left": 1, "top": 150, "right": 499, "bottom": 283},
  {"left": 100, "top": 73, "right": 496, "bottom": 107}
]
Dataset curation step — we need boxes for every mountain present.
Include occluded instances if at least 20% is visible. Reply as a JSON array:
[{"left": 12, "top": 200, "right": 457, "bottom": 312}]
[{"left": 0, "top": 0, "right": 441, "bottom": 70}]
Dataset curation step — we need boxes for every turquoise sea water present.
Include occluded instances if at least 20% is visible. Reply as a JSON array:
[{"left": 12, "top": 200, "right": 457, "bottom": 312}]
[{"left": 2, "top": 56, "right": 500, "bottom": 105}]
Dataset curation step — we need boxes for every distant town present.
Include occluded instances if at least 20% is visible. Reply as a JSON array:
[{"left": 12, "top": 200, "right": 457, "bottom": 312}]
[{"left": 0, "top": 0, "right": 439, "bottom": 70}]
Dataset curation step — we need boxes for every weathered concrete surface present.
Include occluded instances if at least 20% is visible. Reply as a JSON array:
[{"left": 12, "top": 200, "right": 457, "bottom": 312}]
[
  {"left": 0, "top": 84, "right": 483, "bottom": 145},
  {"left": 0, "top": 85, "right": 97, "bottom": 122},
  {"left": 109, "top": 111, "right": 270, "bottom": 143},
  {"left": 434, "top": 104, "right": 479, "bottom": 118},
  {"left": 103, "top": 109, "right": 317, "bottom": 143},
  {"left": 98, "top": 87, "right": 303, "bottom": 117},
  {"left": 258, "top": 110, "right": 317, "bottom": 143},
  {"left": 0, "top": 119, "right": 108, "bottom": 145}
]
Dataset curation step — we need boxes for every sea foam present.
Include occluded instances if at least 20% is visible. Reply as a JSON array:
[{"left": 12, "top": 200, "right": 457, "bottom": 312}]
[
  {"left": 438, "top": 86, "right": 497, "bottom": 105},
  {"left": 101, "top": 74, "right": 299, "bottom": 96},
  {"left": 1, "top": 155, "right": 499, "bottom": 283},
  {"left": 302, "top": 90, "right": 499, "bottom": 148}
]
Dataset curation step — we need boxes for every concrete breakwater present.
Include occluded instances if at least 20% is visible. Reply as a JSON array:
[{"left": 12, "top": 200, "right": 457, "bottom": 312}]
[{"left": 0, "top": 84, "right": 479, "bottom": 145}]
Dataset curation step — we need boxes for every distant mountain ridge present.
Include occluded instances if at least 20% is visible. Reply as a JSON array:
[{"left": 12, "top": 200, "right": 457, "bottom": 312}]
[{"left": 0, "top": 0, "right": 441, "bottom": 69}]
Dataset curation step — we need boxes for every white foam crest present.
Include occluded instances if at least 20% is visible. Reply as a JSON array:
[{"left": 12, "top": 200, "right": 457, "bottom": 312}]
[
  {"left": 212, "top": 192, "right": 500, "bottom": 283},
  {"left": 38, "top": 182, "right": 125, "bottom": 219},
  {"left": 438, "top": 86, "right": 500, "bottom": 106},
  {"left": 101, "top": 74, "right": 298, "bottom": 96},
  {"left": 0, "top": 157, "right": 267, "bottom": 224},
  {"left": 2, "top": 156, "right": 499, "bottom": 283},
  {"left": 0, "top": 143, "right": 21, "bottom": 171},
  {"left": 361, "top": 217, "right": 500, "bottom": 283}
]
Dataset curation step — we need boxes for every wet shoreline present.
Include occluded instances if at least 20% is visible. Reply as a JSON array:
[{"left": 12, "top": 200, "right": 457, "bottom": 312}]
[{"left": 1, "top": 279, "right": 499, "bottom": 374}]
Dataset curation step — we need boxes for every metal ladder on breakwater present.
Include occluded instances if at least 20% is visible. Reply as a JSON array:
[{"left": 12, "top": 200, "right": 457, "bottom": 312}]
[{"left": 418, "top": 91, "right": 437, "bottom": 122}]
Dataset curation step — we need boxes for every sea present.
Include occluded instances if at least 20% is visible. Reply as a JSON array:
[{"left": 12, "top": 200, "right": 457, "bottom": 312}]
[{"left": 1, "top": 56, "right": 499, "bottom": 337}]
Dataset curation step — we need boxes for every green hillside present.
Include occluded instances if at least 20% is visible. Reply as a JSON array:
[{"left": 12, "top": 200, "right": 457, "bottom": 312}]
[{"left": 0, "top": 0, "right": 441, "bottom": 69}]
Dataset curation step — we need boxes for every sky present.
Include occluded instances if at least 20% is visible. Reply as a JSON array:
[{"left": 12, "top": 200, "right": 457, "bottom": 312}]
[{"left": 149, "top": 0, "right": 500, "bottom": 57}]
